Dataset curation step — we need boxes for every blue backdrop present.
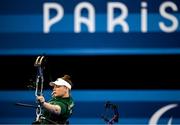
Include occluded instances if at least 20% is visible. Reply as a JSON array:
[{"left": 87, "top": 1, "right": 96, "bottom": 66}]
[
  {"left": 0, "top": 0, "right": 180, "bottom": 55},
  {"left": 0, "top": 90, "right": 180, "bottom": 124}
]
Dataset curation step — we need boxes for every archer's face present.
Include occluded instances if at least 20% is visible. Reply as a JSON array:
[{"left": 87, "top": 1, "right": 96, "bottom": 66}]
[{"left": 52, "top": 85, "right": 67, "bottom": 97}]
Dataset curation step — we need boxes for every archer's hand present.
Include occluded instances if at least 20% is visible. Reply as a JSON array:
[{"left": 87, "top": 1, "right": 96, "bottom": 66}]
[{"left": 36, "top": 96, "right": 45, "bottom": 104}]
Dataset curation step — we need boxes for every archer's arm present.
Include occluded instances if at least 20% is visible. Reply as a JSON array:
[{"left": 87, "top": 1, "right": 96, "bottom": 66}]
[{"left": 37, "top": 96, "right": 61, "bottom": 115}]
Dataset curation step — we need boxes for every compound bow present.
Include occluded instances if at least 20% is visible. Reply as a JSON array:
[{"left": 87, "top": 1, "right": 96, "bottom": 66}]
[{"left": 33, "top": 55, "right": 45, "bottom": 123}]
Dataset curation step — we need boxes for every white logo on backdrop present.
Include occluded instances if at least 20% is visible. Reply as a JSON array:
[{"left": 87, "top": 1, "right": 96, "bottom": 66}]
[{"left": 149, "top": 104, "right": 178, "bottom": 125}]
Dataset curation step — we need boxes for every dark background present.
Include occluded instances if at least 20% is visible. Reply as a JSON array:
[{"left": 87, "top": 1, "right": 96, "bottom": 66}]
[{"left": 0, "top": 55, "right": 179, "bottom": 90}]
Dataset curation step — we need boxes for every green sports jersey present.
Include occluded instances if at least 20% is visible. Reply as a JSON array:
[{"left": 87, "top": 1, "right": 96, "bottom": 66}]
[{"left": 42, "top": 96, "right": 74, "bottom": 124}]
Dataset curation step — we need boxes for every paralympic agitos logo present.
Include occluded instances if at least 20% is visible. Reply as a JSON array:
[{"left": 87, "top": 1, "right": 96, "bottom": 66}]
[
  {"left": 42, "top": 1, "right": 179, "bottom": 34},
  {"left": 149, "top": 104, "right": 178, "bottom": 125}
]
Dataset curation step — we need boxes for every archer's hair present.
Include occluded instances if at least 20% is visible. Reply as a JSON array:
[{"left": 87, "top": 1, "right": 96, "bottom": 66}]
[{"left": 61, "top": 74, "right": 73, "bottom": 86}]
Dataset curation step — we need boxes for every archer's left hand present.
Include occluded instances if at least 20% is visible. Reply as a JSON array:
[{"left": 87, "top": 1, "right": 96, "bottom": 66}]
[{"left": 36, "top": 96, "right": 45, "bottom": 104}]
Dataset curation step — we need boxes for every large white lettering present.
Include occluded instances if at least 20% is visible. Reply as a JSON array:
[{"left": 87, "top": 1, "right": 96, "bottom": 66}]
[
  {"left": 107, "top": 2, "right": 129, "bottom": 33},
  {"left": 159, "top": 1, "right": 178, "bottom": 33},
  {"left": 43, "top": 1, "right": 179, "bottom": 33},
  {"left": 43, "top": 3, "right": 64, "bottom": 33},
  {"left": 74, "top": 2, "right": 95, "bottom": 33}
]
